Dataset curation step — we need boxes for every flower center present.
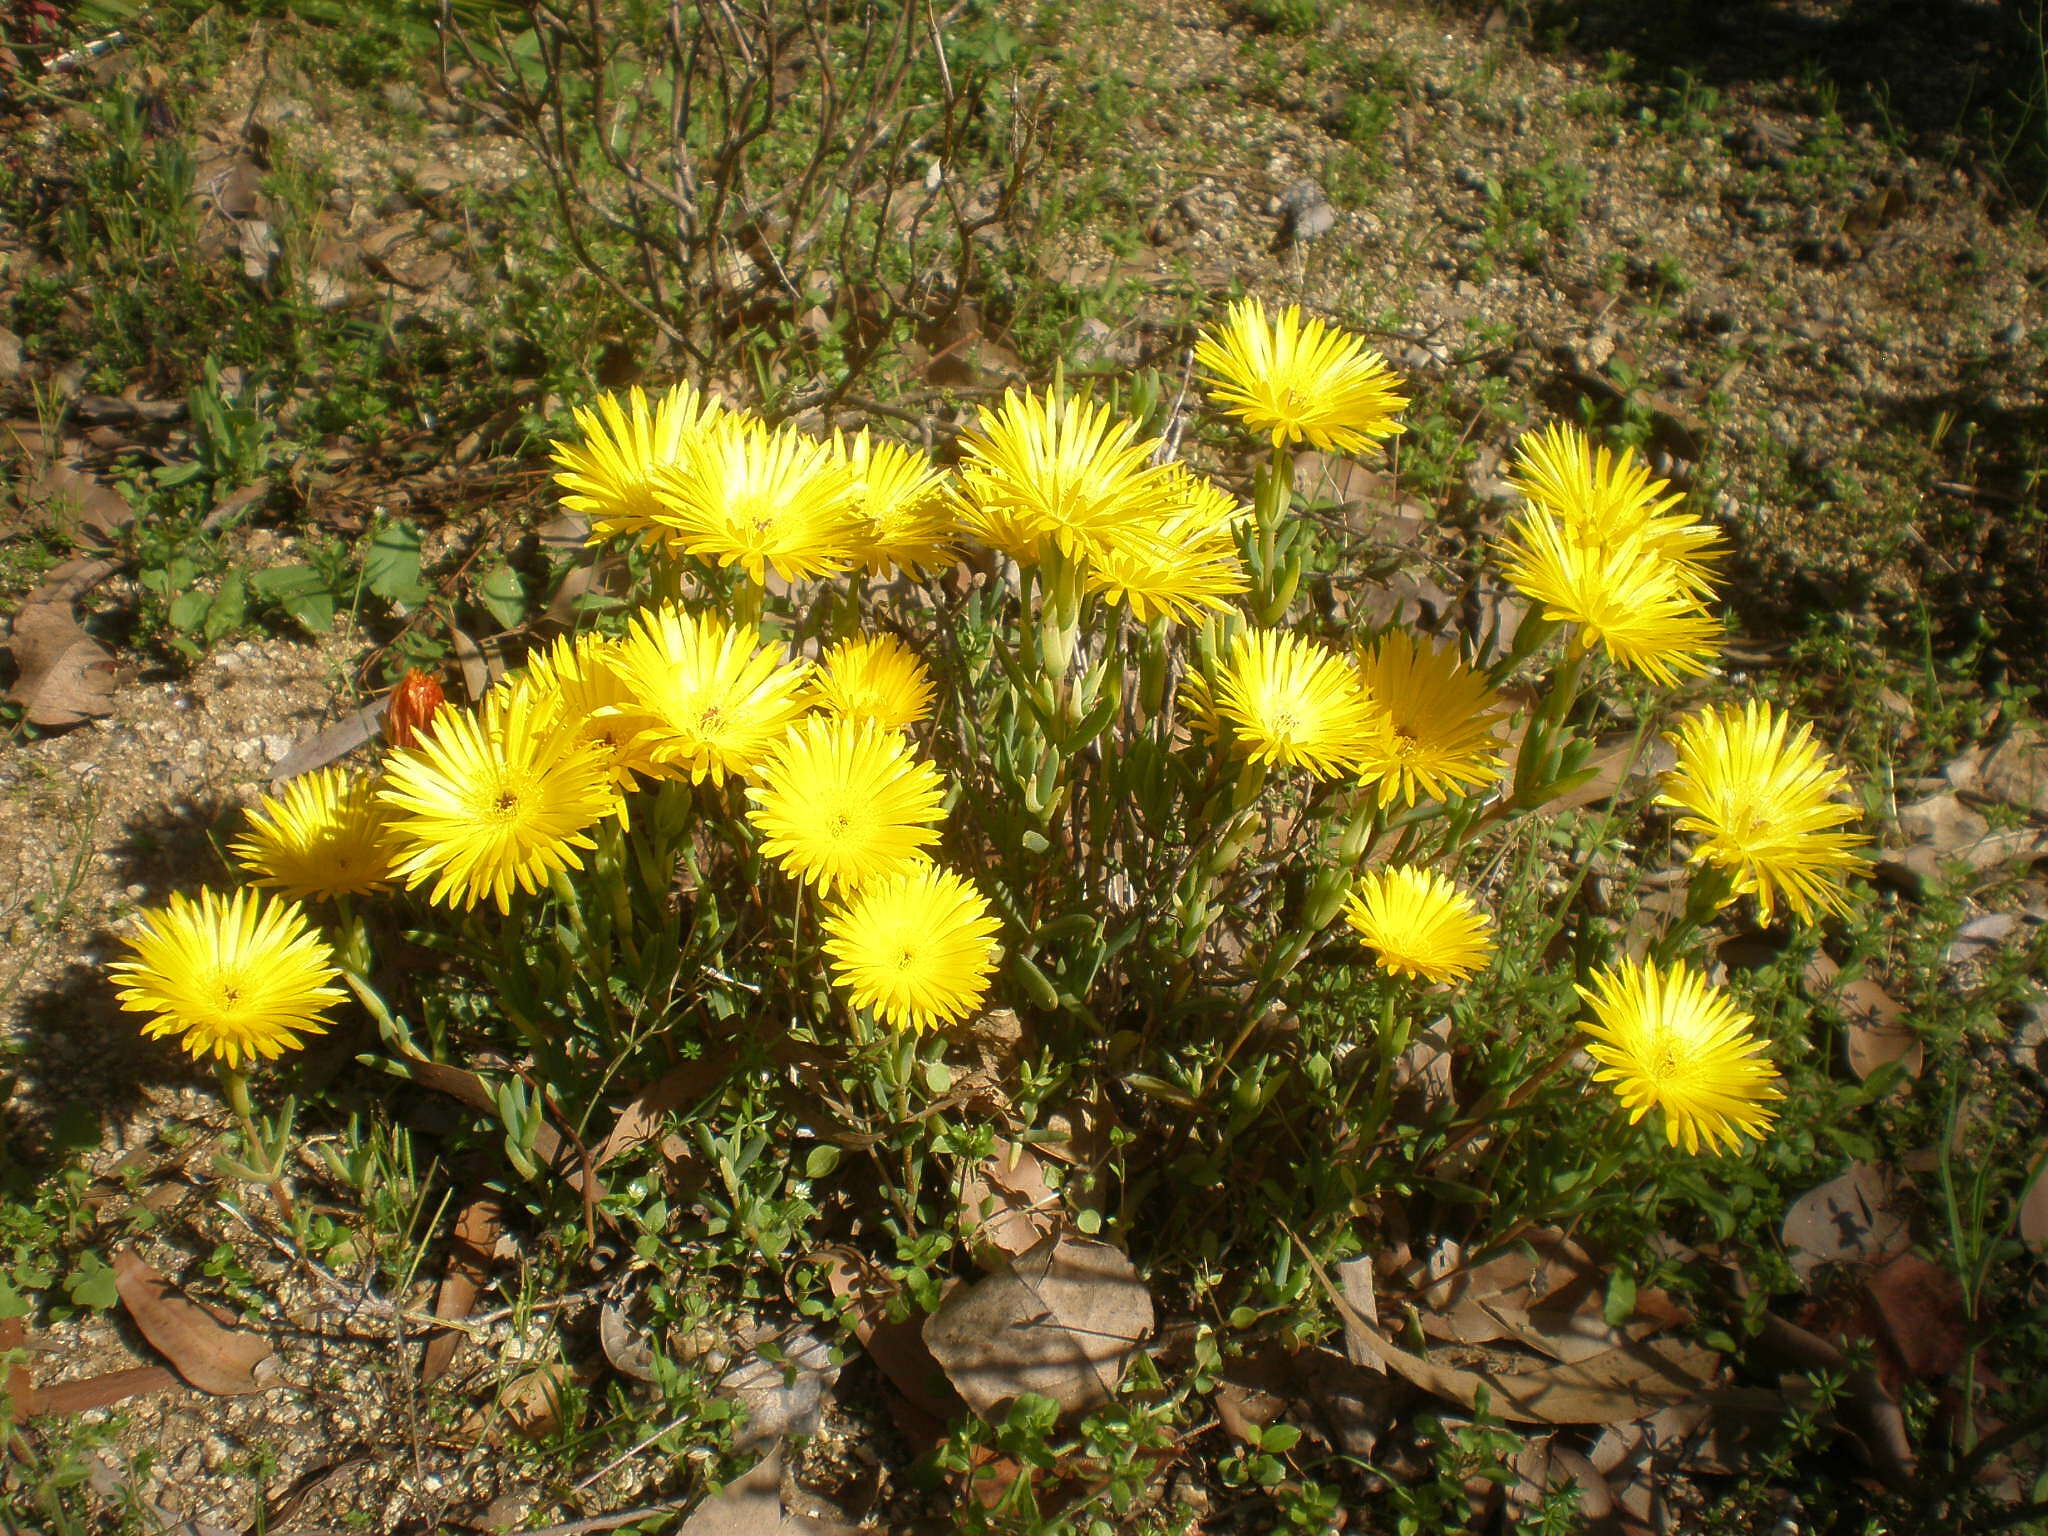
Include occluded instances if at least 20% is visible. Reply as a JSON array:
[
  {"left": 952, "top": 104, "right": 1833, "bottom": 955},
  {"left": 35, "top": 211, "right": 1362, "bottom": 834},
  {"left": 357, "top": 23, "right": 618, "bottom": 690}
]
[{"left": 1392, "top": 724, "right": 1423, "bottom": 761}]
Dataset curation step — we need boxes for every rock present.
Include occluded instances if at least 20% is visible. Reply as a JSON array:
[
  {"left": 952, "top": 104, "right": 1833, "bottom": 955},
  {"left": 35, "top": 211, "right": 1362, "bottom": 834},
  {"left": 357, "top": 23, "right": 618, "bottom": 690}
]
[{"left": 1273, "top": 179, "right": 1335, "bottom": 250}]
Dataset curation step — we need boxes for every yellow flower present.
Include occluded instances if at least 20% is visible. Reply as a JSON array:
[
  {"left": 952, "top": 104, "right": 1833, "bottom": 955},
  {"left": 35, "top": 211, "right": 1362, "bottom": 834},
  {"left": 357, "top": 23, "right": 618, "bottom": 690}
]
[
  {"left": 230, "top": 766, "right": 396, "bottom": 900},
  {"left": 1343, "top": 866, "right": 1495, "bottom": 984},
  {"left": 110, "top": 888, "right": 346, "bottom": 1068},
  {"left": 551, "top": 384, "right": 725, "bottom": 543},
  {"left": 1577, "top": 958, "right": 1785, "bottom": 1154},
  {"left": 838, "top": 430, "right": 960, "bottom": 576},
  {"left": 1085, "top": 466, "right": 1250, "bottom": 623},
  {"left": 1211, "top": 628, "right": 1380, "bottom": 780},
  {"left": 1656, "top": 701, "right": 1872, "bottom": 923},
  {"left": 609, "top": 602, "right": 812, "bottom": 785},
  {"left": 513, "top": 632, "right": 663, "bottom": 803},
  {"left": 811, "top": 634, "right": 936, "bottom": 731},
  {"left": 1193, "top": 297, "right": 1408, "bottom": 454},
  {"left": 1508, "top": 423, "right": 1724, "bottom": 597},
  {"left": 746, "top": 717, "right": 948, "bottom": 897},
  {"left": 1351, "top": 630, "right": 1505, "bottom": 806},
  {"left": 379, "top": 690, "right": 616, "bottom": 914},
  {"left": 651, "top": 417, "right": 862, "bottom": 584},
  {"left": 1496, "top": 508, "right": 1722, "bottom": 684},
  {"left": 822, "top": 865, "right": 1001, "bottom": 1033},
  {"left": 954, "top": 388, "right": 1184, "bottom": 566}
]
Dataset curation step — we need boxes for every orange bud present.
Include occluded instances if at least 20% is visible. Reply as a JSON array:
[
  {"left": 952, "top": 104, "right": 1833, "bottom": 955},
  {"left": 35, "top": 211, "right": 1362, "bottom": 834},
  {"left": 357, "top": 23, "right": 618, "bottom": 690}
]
[{"left": 383, "top": 669, "right": 446, "bottom": 749}]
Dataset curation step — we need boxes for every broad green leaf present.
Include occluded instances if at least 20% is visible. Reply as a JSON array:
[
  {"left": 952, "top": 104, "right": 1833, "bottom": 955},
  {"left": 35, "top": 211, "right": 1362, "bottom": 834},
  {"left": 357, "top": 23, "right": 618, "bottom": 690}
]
[
  {"left": 202, "top": 570, "right": 246, "bottom": 643},
  {"left": 477, "top": 564, "right": 528, "bottom": 629},
  {"left": 168, "top": 587, "right": 210, "bottom": 631},
  {"left": 364, "top": 520, "right": 429, "bottom": 605}
]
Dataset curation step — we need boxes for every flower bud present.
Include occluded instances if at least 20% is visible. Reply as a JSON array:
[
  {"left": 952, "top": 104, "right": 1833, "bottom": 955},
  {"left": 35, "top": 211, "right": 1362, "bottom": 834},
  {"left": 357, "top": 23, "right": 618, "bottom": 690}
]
[{"left": 382, "top": 669, "right": 446, "bottom": 749}]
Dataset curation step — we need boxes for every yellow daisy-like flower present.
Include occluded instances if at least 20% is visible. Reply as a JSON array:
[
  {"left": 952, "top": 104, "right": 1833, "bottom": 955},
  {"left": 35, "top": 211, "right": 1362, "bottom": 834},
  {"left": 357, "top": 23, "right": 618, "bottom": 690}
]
[
  {"left": 1085, "top": 466, "right": 1250, "bottom": 623},
  {"left": 650, "top": 417, "right": 862, "bottom": 585},
  {"left": 1577, "top": 958, "right": 1785, "bottom": 1154},
  {"left": 838, "top": 430, "right": 960, "bottom": 577},
  {"left": 1344, "top": 866, "right": 1495, "bottom": 984},
  {"left": 379, "top": 690, "right": 616, "bottom": 914},
  {"left": 954, "top": 388, "right": 1184, "bottom": 567},
  {"left": 1352, "top": 630, "right": 1506, "bottom": 807},
  {"left": 552, "top": 384, "right": 726, "bottom": 543},
  {"left": 230, "top": 766, "right": 395, "bottom": 900},
  {"left": 1496, "top": 508, "right": 1722, "bottom": 684},
  {"left": 821, "top": 864, "right": 1001, "bottom": 1033},
  {"left": 1211, "top": 628, "right": 1381, "bottom": 780},
  {"left": 746, "top": 717, "right": 948, "bottom": 897},
  {"left": 1508, "top": 423, "right": 1724, "bottom": 597},
  {"left": 609, "top": 603, "right": 812, "bottom": 785},
  {"left": 1193, "top": 297, "right": 1409, "bottom": 454},
  {"left": 110, "top": 887, "right": 346, "bottom": 1068},
  {"left": 1655, "top": 701, "right": 1873, "bottom": 924},
  {"left": 513, "top": 632, "right": 663, "bottom": 802},
  {"left": 811, "top": 634, "right": 936, "bottom": 731}
]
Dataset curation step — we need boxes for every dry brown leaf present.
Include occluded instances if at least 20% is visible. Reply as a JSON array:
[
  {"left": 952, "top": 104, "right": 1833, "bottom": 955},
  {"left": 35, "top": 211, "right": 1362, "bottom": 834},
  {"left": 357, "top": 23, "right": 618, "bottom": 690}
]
[
  {"left": 2021, "top": 1145, "right": 2048, "bottom": 1255},
  {"left": 818, "top": 1247, "right": 963, "bottom": 1425},
  {"left": 1947, "top": 911, "right": 2021, "bottom": 967},
  {"left": 1839, "top": 979, "right": 1920, "bottom": 1081},
  {"left": 593, "top": 1057, "right": 732, "bottom": 1169},
  {"left": 722, "top": 1327, "right": 838, "bottom": 1448},
  {"left": 1538, "top": 735, "right": 1649, "bottom": 814},
  {"left": 449, "top": 622, "right": 491, "bottom": 703},
  {"left": 26, "top": 1365, "right": 180, "bottom": 1416},
  {"left": 598, "top": 1301, "right": 657, "bottom": 1383},
  {"left": 1755, "top": 1311, "right": 1915, "bottom": 1486},
  {"left": 1336, "top": 1256, "right": 1383, "bottom": 1372},
  {"left": 1508, "top": 1435, "right": 1619, "bottom": 1527},
  {"left": 1390, "top": 1015, "right": 1456, "bottom": 1122},
  {"left": 674, "top": 1447, "right": 856, "bottom": 1535},
  {"left": 922, "top": 1235, "right": 1153, "bottom": 1421},
  {"left": 270, "top": 701, "right": 385, "bottom": 781},
  {"left": 496, "top": 1360, "right": 579, "bottom": 1440},
  {"left": 422, "top": 1196, "right": 501, "bottom": 1383},
  {"left": 6, "top": 589, "right": 118, "bottom": 727},
  {"left": 1971, "top": 730, "right": 2048, "bottom": 816},
  {"left": 0, "top": 1317, "right": 181, "bottom": 1417},
  {"left": 29, "top": 461, "right": 133, "bottom": 544},
  {"left": 959, "top": 1139, "right": 1063, "bottom": 1264},
  {"left": 1865, "top": 1251, "right": 1968, "bottom": 1382},
  {"left": 1322, "top": 1245, "right": 1742, "bottom": 1426},
  {"left": 113, "top": 1249, "right": 277, "bottom": 1396},
  {"left": 1412, "top": 1229, "right": 1600, "bottom": 1346},
  {"left": 1781, "top": 1163, "right": 1912, "bottom": 1280}
]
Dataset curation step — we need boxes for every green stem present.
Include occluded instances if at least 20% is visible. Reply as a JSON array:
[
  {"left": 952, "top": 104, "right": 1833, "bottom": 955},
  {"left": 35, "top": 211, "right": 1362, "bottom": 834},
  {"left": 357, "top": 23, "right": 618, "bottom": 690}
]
[
  {"left": 1512, "top": 635, "right": 1589, "bottom": 808},
  {"left": 216, "top": 1065, "right": 299, "bottom": 1230}
]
